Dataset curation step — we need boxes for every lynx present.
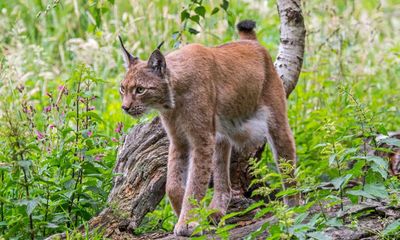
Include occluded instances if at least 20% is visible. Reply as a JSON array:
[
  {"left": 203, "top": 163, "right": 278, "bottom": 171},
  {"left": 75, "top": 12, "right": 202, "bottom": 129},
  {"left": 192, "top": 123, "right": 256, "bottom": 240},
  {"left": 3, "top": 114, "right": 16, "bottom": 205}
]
[{"left": 119, "top": 20, "right": 297, "bottom": 236}]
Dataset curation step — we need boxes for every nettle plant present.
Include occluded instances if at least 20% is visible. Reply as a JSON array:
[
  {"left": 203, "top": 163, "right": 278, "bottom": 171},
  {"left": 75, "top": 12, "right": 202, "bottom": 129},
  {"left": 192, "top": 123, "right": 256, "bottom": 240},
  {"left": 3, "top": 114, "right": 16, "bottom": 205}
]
[{"left": 0, "top": 65, "right": 118, "bottom": 239}]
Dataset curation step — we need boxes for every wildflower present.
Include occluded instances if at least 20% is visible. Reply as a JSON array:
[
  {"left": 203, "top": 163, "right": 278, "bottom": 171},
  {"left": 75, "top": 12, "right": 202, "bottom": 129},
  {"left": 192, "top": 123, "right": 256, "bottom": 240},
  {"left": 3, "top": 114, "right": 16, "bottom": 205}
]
[
  {"left": 58, "top": 85, "right": 65, "bottom": 91},
  {"left": 87, "top": 131, "right": 93, "bottom": 137},
  {"left": 112, "top": 137, "right": 118, "bottom": 142},
  {"left": 88, "top": 106, "right": 95, "bottom": 111},
  {"left": 115, "top": 122, "right": 123, "bottom": 134},
  {"left": 95, "top": 154, "right": 104, "bottom": 161},
  {"left": 49, "top": 124, "right": 55, "bottom": 129},
  {"left": 44, "top": 105, "right": 52, "bottom": 113},
  {"left": 36, "top": 130, "right": 44, "bottom": 140}
]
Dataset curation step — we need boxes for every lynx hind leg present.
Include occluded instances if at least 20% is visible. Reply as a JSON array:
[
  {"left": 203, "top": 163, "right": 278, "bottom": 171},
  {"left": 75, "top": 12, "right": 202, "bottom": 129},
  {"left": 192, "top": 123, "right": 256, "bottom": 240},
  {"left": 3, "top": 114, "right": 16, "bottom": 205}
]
[
  {"left": 166, "top": 142, "right": 189, "bottom": 217},
  {"left": 209, "top": 135, "right": 232, "bottom": 222},
  {"left": 264, "top": 104, "right": 298, "bottom": 206}
]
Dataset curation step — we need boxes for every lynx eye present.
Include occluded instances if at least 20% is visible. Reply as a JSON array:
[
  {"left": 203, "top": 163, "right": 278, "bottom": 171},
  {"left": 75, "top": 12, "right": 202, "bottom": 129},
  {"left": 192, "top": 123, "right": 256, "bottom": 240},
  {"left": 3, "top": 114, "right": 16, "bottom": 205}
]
[
  {"left": 119, "top": 85, "right": 125, "bottom": 95},
  {"left": 136, "top": 87, "right": 145, "bottom": 94}
]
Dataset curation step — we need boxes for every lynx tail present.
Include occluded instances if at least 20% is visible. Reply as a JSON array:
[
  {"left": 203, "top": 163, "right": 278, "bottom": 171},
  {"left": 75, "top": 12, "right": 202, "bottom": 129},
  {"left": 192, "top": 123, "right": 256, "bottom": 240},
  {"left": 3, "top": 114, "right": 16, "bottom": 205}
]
[{"left": 237, "top": 20, "right": 257, "bottom": 40}]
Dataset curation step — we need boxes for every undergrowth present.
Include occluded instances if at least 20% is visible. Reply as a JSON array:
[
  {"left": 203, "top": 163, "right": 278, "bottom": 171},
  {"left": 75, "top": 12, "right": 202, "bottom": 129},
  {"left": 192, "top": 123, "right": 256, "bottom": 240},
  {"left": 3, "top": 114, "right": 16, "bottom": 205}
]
[{"left": 0, "top": 0, "right": 399, "bottom": 239}]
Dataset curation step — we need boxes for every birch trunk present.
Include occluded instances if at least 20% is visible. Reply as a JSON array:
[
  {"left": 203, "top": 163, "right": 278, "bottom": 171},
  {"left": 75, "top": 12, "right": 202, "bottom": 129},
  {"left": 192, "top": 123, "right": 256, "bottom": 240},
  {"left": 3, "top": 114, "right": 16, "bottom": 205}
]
[{"left": 274, "top": 0, "right": 306, "bottom": 97}]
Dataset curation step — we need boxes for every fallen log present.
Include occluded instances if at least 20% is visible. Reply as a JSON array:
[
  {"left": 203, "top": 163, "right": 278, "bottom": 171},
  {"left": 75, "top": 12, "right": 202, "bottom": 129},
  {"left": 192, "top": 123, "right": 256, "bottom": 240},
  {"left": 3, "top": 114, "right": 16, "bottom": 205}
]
[{"left": 128, "top": 200, "right": 400, "bottom": 240}]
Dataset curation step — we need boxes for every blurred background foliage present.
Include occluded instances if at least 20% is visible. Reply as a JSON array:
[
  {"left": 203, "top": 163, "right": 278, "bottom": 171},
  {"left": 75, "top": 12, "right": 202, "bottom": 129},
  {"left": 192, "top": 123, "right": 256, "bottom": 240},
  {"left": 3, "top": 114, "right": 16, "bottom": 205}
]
[{"left": 0, "top": 0, "right": 399, "bottom": 239}]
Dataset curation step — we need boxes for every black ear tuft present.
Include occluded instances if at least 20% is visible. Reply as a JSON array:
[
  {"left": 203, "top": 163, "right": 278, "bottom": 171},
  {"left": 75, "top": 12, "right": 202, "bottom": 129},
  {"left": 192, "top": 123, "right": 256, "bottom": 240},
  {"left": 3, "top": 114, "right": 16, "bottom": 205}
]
[
  {"left": 118, "top": 35, "right": 138, "bottom": 69},
  {"left": 147, "top": 49, "right": 166, "bottom": 76},
  {"left": 156, "top": 41, "right": 165, "bottom": 50}
]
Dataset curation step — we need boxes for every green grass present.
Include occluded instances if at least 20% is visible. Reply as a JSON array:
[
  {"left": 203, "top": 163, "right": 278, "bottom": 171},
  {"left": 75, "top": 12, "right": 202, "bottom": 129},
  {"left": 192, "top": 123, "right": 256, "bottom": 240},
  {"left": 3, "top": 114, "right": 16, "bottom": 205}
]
[{"left": 0, "top": 0, "right": 399, "bottom": 239}]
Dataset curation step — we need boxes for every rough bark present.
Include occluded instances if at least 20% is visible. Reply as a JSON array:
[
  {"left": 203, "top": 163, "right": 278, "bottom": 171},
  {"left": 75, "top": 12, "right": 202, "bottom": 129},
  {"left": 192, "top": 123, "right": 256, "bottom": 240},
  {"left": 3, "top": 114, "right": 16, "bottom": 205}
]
[
  {"left": 274, "top": 0, "right": 306, "bottom": 97},
  {"left": 118, "top": 199, "right": 400, "bottom": 240}
]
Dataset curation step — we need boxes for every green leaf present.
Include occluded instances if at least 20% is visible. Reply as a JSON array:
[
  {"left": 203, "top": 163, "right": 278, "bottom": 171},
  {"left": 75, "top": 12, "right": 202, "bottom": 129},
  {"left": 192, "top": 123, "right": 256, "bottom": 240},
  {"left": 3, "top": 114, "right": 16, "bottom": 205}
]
[
  {"left": 82, "top": 111, "right": 105, "bottom": 124},
  {"left": 347, "top": 189, "right": 375, "bottom": 199},
  {"left": 190, "top": 15, "right": 200, "bottom": 24},
  {"left": 220, "top": 0, "right": 229, "bottom": 11},
  {"left": 328, "top": 154, "right": 337, "bottom": 167},
  {"left": 64, "top": 178, "right": 76, "bottom": 190},
  {"left": 211, "top": 7, "right": 219, "bottom": 15},
  {"left": 307, "top": 231, "right": 332, "bottom": 240},
  {"left": 18, "top": 160, "right": 32, "bottom": 170},
  {"left": 371, "top": 164, "right": 388, "bottom": 179},
  {"left": 354, "top": 155, "right": 388, "bottom": 179},
  {"left": 194, "top": 6, "right": 206, "bottom": 18},
  {"left": 383, "top": 219, "right": 400, "bottom": 236},
  {"left": 275, "top": 188, "right": 298, "bottom": 198},
  {"left": 294, "top": 212, "right": 309, "bottom": 224},
  {"left": 326, "top": 217, "right": 343, "bottom": 227},
  {"left": 254, "top": 205, "right": 273, "bottom": 219},
  {"left": 26, "top": 199, "right": 40, "bottom": 216},
  {"left": 330, "top": 174, "right": 352, "bottom": 189},
  {"left": 360, "top": 156, "right": 388, "bottom": 170},
  {"left": 188, "top": 28, "right": 200, "bottom": 35},
  {"left": 46, "top": 222, "right": 59, "bottom": 228},
  {"left": 0, "top": 196, "right": 10, "bottom": 204},
  {"left": 364, "top": 183, "right": 389, "bottom": 199},
  {"left": 379, "top": 137, "right": 400, "bottom": 147},
  {"left": 215, "top": 223, "right": 237, "bottom": 234},
  {"left": 180, "top": 9, "right": 190, "bottom": 22}
]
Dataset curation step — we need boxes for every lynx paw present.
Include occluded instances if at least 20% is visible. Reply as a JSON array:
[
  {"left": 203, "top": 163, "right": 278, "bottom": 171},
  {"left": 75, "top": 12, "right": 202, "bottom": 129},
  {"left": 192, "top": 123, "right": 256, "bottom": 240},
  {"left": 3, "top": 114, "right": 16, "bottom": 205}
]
[
  {"left": 208, "top": 194, "right": 231, "bottom": 224},
  {"left": 209, "top": 209, "right": 225, "bottom": 224},
  {"left": 174, "top": 221, "right": 199, "bottom": 237}
]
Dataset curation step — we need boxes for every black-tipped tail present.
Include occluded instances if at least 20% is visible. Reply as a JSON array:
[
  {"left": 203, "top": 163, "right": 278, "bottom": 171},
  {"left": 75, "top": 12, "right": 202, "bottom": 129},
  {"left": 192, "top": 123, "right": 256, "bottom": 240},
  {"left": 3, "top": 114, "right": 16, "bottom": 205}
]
[
  {"left": 237, "top": 20, "right": 257, "bottom": 40},
  {"left": 237, "top": 20, "right": 256, "bottom": 32}
]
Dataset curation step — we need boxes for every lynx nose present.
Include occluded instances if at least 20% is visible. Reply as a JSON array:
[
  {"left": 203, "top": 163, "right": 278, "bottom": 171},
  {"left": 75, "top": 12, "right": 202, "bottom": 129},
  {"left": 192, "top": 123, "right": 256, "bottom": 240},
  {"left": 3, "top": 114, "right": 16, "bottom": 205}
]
[{"left": 121, "top": 105, "right": 130, "bottom": 111}]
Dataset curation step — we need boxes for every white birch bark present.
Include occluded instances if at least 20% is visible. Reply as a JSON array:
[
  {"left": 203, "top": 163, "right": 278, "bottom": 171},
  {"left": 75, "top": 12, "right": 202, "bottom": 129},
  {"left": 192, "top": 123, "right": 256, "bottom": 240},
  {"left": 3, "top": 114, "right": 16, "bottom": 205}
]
[{"left": 275, "top": 0, "right": 306, "bottom": 97}]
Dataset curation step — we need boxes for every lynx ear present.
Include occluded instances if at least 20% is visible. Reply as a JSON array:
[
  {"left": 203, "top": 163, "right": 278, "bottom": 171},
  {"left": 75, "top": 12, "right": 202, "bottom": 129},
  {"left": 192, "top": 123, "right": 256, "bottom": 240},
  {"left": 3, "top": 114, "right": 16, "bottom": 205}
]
[
  {"left": 147, "top": 49, "right": 166, "bottom": 77},
  {"left": 118, "top": 35, "right": 138, "bottom": 69}
]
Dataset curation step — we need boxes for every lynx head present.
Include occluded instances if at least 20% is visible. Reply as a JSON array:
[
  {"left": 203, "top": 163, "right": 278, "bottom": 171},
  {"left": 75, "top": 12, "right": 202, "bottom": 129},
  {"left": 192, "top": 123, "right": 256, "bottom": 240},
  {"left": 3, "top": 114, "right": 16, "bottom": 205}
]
[{"left": 118, "top": 36, "right": 174, "bottom": 117}]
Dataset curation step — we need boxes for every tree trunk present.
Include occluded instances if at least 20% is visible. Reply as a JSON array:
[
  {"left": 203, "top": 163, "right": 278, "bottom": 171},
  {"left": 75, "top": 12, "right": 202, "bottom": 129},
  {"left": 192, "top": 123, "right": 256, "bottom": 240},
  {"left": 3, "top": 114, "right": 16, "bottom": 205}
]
[
  {"left": 47, "top": 1, "right": 307, "bottom": 239},
  {"left": 275, "top": 0, "right": 306, "bottom": 97}
]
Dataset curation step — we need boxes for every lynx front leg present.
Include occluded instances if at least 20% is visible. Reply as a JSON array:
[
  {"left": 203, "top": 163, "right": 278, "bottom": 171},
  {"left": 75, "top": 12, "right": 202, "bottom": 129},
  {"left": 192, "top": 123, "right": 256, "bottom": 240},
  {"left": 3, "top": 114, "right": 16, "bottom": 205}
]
[
  {"left": 174, "top": 133, "right": 215, "bottom": 237},
  {"left": 209, "top": 136, "right": 232, "bottom": 222},
  {"left": 265, "top": 104, "right": 298, "bottom": 206},
  {"left": 166, "top": 142, "right": 189, "bottom": 217}
]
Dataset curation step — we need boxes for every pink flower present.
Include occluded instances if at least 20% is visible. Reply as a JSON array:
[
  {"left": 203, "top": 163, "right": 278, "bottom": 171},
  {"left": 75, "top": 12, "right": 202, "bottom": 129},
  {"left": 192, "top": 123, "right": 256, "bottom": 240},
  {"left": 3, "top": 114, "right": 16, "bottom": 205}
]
[
  {"left": 95, "top": 154, "right": 104, "bottom": 161},
  {"left": 58, "top": 85, "right": 65, "bottom": 91},
  {"left": 87, "top": 131, "right": 93, "bottom": 137},
  {"left": 88, "top": 106, "right": 95, "bottom": 111},
  {"left": 36, "top": 130, "right": 44, "bottom": 140},
  {"left": 49, "top": 124, "right": 55, "bottom": 129},
  {"left": 115, "top": 122, "right": 123, "bottom": 134},
  {"left": 112, "top": 137, "right": 118, "bottom": 142},
  {"left": 44, "top": 105, "right": 52, "bottom": 113}
]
